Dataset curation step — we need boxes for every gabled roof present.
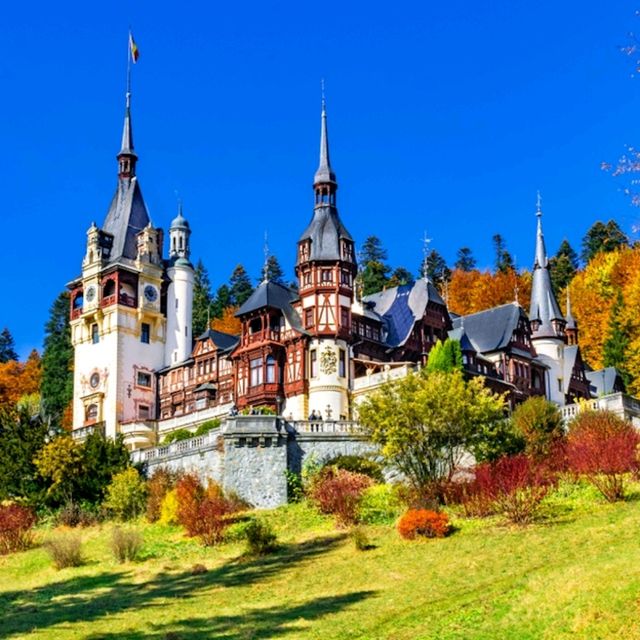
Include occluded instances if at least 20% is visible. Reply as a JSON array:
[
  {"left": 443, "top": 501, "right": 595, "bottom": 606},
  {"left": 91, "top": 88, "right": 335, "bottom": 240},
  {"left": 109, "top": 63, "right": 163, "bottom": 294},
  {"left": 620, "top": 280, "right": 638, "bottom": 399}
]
[
  {"left": 195, "top": 329, "right": 239, "bottom": 352},
  {"left": 101, "top": 177, "right": 150, "bottom": 262},
  {"left": 363, "top": 279, "right": 446, "bottom": 348},
  {"left": 235, "top": 280, "right": 306, "bottom": 334},
  {"left": 586, "top": 367, "right": 625, "bottom": 396},
  {"left": 452, "top": 302, "right": 527, "bottom": 353}
]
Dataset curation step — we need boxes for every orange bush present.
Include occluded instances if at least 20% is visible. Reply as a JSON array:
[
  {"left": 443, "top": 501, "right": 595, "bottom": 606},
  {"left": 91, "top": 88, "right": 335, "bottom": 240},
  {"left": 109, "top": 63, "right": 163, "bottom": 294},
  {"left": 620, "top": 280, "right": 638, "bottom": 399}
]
[{"left": 397, "top": 509, "right": 451, "bottom": 540}]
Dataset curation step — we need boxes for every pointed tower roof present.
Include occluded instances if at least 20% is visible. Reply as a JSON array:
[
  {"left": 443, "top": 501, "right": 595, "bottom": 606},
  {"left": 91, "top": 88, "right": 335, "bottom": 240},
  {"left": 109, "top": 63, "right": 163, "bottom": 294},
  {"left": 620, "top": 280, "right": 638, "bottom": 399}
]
[
  {"left": 565, "top": 289, "right": 577, "bottom": 329},
  {"left": 298, "top": 97, "right": 353, "bottom": 263},
  {"left": 313, "top": 98, "right": 337, "bottom": 187},
  {"left": 101, "top": 91, "right": 150, "bottom": 263},
  {"left": 529, "top": 195, "right": 564, "bottom": 339}
]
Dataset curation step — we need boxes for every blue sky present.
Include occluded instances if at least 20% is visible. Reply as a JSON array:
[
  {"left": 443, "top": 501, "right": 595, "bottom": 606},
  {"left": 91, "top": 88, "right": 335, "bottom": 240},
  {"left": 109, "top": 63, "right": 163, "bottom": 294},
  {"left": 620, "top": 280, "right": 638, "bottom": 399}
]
[{"left": 3, "top": 0, "right": 640, "bottom": 358}]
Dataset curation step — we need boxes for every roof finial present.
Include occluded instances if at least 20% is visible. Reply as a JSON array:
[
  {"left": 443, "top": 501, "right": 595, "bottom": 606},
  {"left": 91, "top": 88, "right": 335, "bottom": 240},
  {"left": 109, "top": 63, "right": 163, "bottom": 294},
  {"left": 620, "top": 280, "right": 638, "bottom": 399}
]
[
  {"left": 536, "top": 190, "right": 542, "bottom": 217},
  {"left": 314, "top": 82, "right": 337, "bottom": 190},
  {"left": 262, "top": 230, "right": 270, "bottom": 283},
  {"left": 321, "top": 78, "right": 326, "bottom": 112},
  {"left": 422, "top": 231, "right": 432, "bottom": 281}
]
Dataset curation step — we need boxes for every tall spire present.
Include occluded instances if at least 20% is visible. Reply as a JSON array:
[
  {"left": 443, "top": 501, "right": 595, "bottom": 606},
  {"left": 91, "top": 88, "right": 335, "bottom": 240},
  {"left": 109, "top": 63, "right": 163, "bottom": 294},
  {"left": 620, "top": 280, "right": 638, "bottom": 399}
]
[
  {"left": 117, "top": 91, "right": 137, "bottom": 179},
  {"left": 313, "top": 84, "right": 337, "bottom": 204},
  {"left": 529, "top": 194, "right": 565, "bottom": 339}
]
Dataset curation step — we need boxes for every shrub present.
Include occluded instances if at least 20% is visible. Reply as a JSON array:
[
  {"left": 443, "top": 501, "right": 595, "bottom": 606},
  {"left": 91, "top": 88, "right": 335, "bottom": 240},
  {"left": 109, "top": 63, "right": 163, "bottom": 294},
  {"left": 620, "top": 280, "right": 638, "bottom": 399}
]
[
  {"left": 45, "top": 532, "right": 83, "bottom": 569},
  {"left": 146, "top": 468, "right": 181, "bottom": 523},
  {"left": 194, "top": 419, "right": 221, "bottom": 436},
  {"left": 512, "top": 396, "right": 564, "bottom": 459},
  {"left": 110, "top": 527, "right": 143, "bottom": 563},
  {"left": 56, "top": 501, "right": 98, "bottom": 528},
  {"left": 196, "top": 496, "right": 235, "bottom": 546},
  {"left": 244, "top": 519, "right": 278, "bottom": 555},
  {"left": 285, "top": 470, "right": 304, "bottom": 502},
  {"left": 103, "top": 468, "right": 147, "bottom": 520},
  {"left": 567, "top": 410, "right": 640, "bottom": 501},
  {"left": 358, "top": 484, "right": 403, "bottom": 524},
  {"left": 162, "top": 429, "right": 194, "bottom": 445},
  {"left": 397, "top": 509, "right": 451, "bottom": 540},
  {"left": 352, "top": 525, "right": 373, "bottom": 551},
  {"left": 455, "top": 454, "right": 555, "bottom": 523},
  {"left": 309, "top": 468, "right": 373, "bottom": 527},
  {"left": 324, "top": 455, "right": 384, "bottom": 483},
  {"left": 0, "top": 503, "right": 37, "bottom": 554},
  {"left": 159, "top": 489, "right": 179, "bottom": 526},
  {"left": 175, "top": 473, "right": 204, "bottom": 536}
]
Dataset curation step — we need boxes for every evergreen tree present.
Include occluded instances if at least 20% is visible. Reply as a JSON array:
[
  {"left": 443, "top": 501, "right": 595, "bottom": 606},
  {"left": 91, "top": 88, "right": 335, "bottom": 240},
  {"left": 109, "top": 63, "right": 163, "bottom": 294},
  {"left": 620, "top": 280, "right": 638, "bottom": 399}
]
[
  {"left": 581, "top": 220, "right": 628, "bottom": 264},
  {"left": 40, "top": 291, "right": 73, "bottom": 424},
  {"left": 229, "top": 264, "right": 254, "bottom": 306},
  {"left": 454, "top": 247, "right": 476, "bottom": 272},
  {"left": 420, "top": 250, "right": 451, "bottom": 284},
  {"left": 549, "top": 239, "right": 579, "bottom": 293},
  {"left": 263, "top": 255, "right": 285, "bottom": 284},
  {"left": 360, "top": 236, "right": 391, "bottom": 296},
  {"left": 192, "top": 259, "right": 213, "bottom": 337},
  {"left": 426, "top": 338, "right": 463, "bottom": 374},
  {"left": 0, "top": 328, "right": 18, "bottom": 363},
  {"left": 493, "top": 234, "right": 514, "bottom": 274},
  {"left": 211, "top": 284, "right": 232, "bottom": 319},
  {"left": 388, "top": 267, "right": 415, "bottom": 287},
  {"left": 0, "top": 405, "right": 49, "bottom": 501},
  {"left": 602, "top": 290, "right": 631, "bottom": 389}
]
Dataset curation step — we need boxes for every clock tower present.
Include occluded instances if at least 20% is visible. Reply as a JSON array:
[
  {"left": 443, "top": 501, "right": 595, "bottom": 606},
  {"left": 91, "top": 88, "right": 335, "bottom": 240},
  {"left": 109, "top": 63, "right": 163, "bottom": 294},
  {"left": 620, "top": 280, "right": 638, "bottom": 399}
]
[{"left": 69, "top": 91, "right": 166, "bottom": 445}]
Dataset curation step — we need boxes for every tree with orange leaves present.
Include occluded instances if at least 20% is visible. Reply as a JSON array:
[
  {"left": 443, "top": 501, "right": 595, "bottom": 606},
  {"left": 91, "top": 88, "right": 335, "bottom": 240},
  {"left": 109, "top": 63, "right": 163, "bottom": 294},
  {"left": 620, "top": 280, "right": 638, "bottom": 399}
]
[
  {"left": 210, "top": 306, "right": 242, "bottom": 335},
  {"left": 0, "top": 350, "right": 41, "bottom": 409}
]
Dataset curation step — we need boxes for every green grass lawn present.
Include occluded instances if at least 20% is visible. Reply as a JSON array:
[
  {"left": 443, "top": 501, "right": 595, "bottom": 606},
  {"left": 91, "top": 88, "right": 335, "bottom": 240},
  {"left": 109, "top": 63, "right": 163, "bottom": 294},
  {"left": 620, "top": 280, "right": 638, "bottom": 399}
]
[{"left": 2, "top": 481, "right": 640, "bottom": 639}]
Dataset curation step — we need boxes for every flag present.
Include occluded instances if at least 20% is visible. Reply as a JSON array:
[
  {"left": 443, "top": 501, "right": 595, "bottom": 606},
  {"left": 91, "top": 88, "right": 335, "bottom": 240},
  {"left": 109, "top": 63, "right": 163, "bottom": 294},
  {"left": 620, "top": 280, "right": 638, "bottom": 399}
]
[{"left": 129, "top": 32, "right": 140, "bottom": 63}]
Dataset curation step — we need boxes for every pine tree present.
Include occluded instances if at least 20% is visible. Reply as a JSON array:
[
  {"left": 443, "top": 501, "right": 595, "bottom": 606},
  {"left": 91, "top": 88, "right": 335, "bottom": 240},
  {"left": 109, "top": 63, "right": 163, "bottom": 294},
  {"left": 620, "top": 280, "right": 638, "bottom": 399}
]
[
  {"left": 420, "top": 249, "right": 451, "bottom": 284},
  {"left": 229, "top": 264, "right": 254, "bottom": 306},
  {"left": 211, "top": 284, "right": 232, "bottom": 319},
  {"left": 493, "top": 234, "right": 514, "bottom": 274},
  {"left": 454, "top": 247, "right": 476, "bottom": 272},
  {"left": 549, "top": 239, "right": 579, "bottom": 293},
  {"left": 581, "top": 220, "right": 628, "bottom": 264},
  {"left": 0, "top": 328, "right": 18, "bottom": 363},
  {"left": 602, "top": 290, "right": 631, "bottom": 389},
  {"left": 388, "top": 267, "right": 415, "bottom": 287},
  {"left": 360, "top": 236, "right": 388, "bottom": 264},
  {"left": 40, "top": 291, "right": 73, "bottom": 424},
  {"left": 263, "top": 255, "right": 285, "bottom": 284},
  {"left": 192, "top": 259, "right": 213, "bottom": 337}
]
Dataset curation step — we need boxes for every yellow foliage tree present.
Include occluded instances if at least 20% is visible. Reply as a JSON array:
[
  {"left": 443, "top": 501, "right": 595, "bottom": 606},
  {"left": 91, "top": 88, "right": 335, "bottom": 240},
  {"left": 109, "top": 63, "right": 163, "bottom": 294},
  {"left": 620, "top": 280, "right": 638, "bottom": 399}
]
[{"left": 210, "top": 306, "right": 242, "bottom": 335}]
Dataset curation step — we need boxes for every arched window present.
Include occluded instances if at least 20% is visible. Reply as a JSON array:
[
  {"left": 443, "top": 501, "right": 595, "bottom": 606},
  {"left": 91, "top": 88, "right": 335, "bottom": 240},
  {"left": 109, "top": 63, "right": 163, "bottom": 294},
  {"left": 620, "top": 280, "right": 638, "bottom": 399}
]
[
  {"left": 266, "top": 355, "right": 276, "bottom": 383},
  {"left": 73, "top": 292, "right": 83, "bottom": 309},
  {"left": 86, "top": 404, "right": 98, "bottom": 422}
]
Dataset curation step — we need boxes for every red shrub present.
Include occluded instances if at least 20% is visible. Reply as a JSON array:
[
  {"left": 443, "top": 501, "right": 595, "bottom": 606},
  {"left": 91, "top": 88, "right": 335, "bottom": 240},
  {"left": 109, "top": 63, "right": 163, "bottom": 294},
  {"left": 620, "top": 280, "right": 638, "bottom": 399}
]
[
  {"left": 567, "top": 410, "right": 640, "bottom": 501},
  {"left": 195, "top": 496, "right": 235, "bottom": 546},
  {"left": 309, "top": 468, "right": 373, "bottom": 527},
  {"left": 454, "top": 454, "right": 555, "bottom": 523},
  {"left": 397, "top": 509, "right": 451, "bottom": 540},
  {"left": 0, "top": 504, "right": 37, "bottom": 554},
  {"left": 175, "top": 473, "right": 205, "bottom": 536}
]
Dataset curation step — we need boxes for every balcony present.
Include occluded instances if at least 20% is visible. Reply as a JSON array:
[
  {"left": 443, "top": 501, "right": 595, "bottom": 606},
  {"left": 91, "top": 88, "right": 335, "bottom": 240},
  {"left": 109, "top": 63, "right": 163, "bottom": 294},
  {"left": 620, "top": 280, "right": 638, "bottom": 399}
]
[
  {"left": 290, "top": 420, "right": 364, "bottom": 435},
  {"left": 352, "top": 364, "right": 415, "bottom": 393},
  {"left": 245, "top": 329, "right": 282, "bottom": 345},
  {"left": 561, "top": 392, "right": 640, "bottom": 427},
  {"left": 71, "top": 422, "right": 106, "bottom": 441},
  {"left": 119, "top": 420, "right": 158, "bottom": 450}
]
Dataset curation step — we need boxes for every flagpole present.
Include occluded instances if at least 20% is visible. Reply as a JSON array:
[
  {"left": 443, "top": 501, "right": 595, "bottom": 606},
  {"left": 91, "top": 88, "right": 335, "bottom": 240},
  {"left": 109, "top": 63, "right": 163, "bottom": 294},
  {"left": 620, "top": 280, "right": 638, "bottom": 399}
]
[{"left": 126, "top": 29, "right": 132, "bottom": 102}]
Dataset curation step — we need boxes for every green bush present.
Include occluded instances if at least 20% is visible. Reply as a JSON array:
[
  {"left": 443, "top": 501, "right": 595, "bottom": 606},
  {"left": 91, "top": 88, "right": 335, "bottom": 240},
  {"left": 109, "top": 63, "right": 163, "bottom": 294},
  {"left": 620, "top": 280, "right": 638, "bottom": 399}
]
[
  {"left": 194, "top": 419, "right": 221, "bottom": 436},
  {"left": 358, "top": 484, "right": 403, "bottom": 524},
  {"left": 103, "top": 468, "right": 147, "bottom": 520},
  {"left": 162, "top": 429, "right": 194, "bottom": 445},
  {"left": 325, "top": 455, "right": 385, "bottom": 483},
  {"left": 244, "top": 519, "right": 278, "bottom": 555}
]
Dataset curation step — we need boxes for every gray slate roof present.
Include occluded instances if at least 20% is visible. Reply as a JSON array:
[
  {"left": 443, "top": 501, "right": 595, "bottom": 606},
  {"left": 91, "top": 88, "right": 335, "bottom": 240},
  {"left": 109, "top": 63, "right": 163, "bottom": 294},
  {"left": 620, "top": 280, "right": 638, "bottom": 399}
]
[
  {"left": 314, "top": 103, "right": 336, "bottom": 186},
  {"left": 235, "top": 281, "right": 306, "bottom": 334},
  {"left": 529, "top": 213, "right": 564, "bottom": 337},
  {"left": 452, "top": 302, "right": 527, "bottom": 353},
  {"left": 298, "top": 206, "right": 353, "bottom": 261},
  {"left": 101, "top": 178, "right": 150, "bottom": 262},
  {"left": 196, "top": 329, "right": 239, "bottom": 352},
  {"left": 586, "top": 367, "right": 624, "bottom": 396},
  {"left": 363, "top": 279, "right": 446, "bottom": 348}
]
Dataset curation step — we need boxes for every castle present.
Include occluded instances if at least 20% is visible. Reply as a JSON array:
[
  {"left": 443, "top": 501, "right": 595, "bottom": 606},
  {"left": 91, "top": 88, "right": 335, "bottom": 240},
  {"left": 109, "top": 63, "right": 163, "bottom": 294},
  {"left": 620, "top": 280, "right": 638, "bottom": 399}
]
[{"left": 68, "top": 89, "right": 620, "bottom": 453}]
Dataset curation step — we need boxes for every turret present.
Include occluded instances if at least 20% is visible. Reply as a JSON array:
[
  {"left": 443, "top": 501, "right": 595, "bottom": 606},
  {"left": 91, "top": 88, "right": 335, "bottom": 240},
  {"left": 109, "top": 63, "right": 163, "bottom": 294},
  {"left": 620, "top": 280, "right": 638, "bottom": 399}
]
[{"left": 565, "top": 289, "right": 578, "bottom": 346}]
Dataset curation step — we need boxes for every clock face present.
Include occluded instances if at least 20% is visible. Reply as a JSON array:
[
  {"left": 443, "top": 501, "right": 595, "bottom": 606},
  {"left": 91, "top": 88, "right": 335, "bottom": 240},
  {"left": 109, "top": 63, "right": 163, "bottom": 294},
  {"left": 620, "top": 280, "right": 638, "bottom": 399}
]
[
  {"left": 85, "top": 286, "right": 96, "bottom": 302},
  {"left": 144, "top": 285, "right": 158, "bottom": 302}
]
